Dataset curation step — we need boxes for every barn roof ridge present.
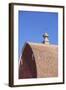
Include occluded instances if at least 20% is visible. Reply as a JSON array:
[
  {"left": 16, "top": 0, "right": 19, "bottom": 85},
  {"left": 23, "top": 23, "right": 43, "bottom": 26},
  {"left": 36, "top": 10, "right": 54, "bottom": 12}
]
[{"left": 26, "top": 41, "right": 58, "bottom": 47}]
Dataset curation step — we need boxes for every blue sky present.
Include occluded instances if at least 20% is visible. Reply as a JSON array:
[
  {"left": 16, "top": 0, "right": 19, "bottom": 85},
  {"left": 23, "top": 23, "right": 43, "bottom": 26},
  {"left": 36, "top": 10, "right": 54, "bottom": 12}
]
[{"left": 18, "top": 11, "right": 58, "bottom": 56}]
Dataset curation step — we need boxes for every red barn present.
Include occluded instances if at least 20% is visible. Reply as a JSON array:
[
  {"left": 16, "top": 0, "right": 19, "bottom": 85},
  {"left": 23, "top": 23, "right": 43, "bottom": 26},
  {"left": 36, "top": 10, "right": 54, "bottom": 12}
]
[{"left": 19, "top": 42, "right": 58, "bottom": 79}]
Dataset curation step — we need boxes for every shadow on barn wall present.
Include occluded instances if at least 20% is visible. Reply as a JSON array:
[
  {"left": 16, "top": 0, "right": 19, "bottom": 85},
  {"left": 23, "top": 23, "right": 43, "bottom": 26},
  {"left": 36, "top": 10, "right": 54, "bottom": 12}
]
[{"left": 19, "top": 43, "right": 37, "bottom": 79}]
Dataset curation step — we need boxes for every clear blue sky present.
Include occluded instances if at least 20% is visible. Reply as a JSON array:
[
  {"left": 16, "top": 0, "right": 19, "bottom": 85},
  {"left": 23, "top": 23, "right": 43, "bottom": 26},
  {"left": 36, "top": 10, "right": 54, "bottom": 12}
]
[{"left": 18, "top": 11, "right": 58, "bottom": 56}]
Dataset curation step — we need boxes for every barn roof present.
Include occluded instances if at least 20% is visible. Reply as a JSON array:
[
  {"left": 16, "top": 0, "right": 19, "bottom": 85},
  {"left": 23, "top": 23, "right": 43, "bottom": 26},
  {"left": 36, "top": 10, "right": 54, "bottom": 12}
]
[{"left": 20, "top": 42, "right": 58, "bottom": 78}]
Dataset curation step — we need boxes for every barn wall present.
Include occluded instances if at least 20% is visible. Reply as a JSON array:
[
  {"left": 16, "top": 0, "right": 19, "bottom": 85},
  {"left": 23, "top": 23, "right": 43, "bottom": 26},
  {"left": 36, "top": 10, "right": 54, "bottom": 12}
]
[{"left": 19, "top": 43, "right": 37, "bottom": 79}]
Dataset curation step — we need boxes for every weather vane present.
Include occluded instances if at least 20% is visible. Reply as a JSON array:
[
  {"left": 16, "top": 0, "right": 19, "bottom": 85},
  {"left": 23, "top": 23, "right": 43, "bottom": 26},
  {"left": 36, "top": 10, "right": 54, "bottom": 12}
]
[{"left": 43, "top": 33, "right": 49, "bottom": 44}]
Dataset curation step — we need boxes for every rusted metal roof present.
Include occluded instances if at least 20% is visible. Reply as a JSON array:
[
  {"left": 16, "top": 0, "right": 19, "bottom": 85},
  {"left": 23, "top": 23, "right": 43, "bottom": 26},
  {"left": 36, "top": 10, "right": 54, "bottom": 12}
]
[{"left": 19, "top": 42, "right": 58, "bottom": 79}]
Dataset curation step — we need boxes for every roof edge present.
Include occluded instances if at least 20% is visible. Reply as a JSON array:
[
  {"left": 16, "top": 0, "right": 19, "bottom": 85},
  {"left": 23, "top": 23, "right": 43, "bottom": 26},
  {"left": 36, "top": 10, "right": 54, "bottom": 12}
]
[{"left": 27, "top": 42, "right": 58, "bottom": 47}]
